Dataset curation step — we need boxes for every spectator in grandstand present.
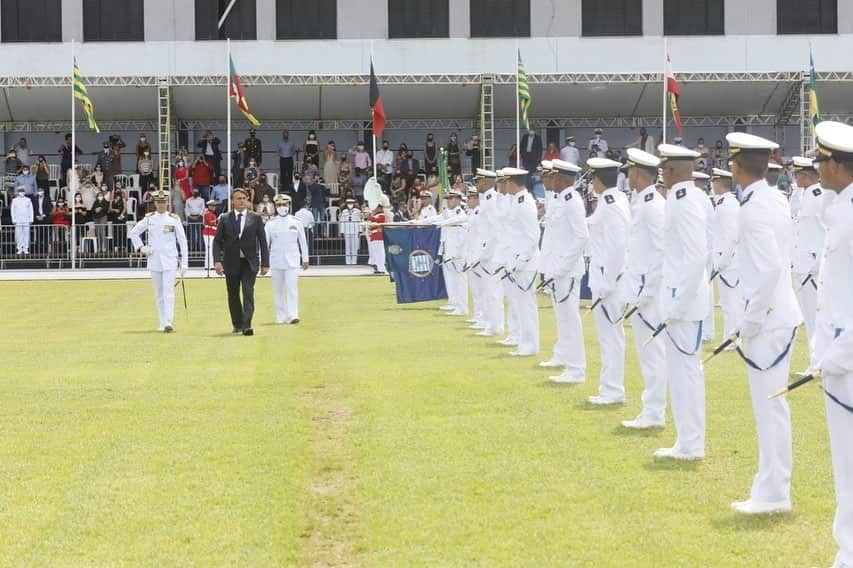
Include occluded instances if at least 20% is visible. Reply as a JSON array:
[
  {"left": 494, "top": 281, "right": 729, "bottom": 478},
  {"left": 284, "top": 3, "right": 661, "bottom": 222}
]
[
  {"left": 232, "top": 143, "right": 247, "bottom": 187},
  {"left": 291, "top": 173, "right": 308, "bottom": 212},
  {"left": 109, "top": 135, "right": 126, "bottom": 173},
  {"left": 73, "top": 192, "right": 89, "bottom": 222},
  {"left": 135, "top": 134, "right": 151, "bottom": 170},
  {"left": 31, "top": 185, "right": 52, "bottom": 254},
  {"left": 244, "top": 128, "right": 262, "bottom": 166},
  {"left": 95, "top": 141, "right": 116, "bottom": 190},
  {"left": 424, "top": 134, "right": 438, "bottom": 175},
  {"left": 588, "top": 128, "right": 609, "bottom": 156},
  {"left": 302, "top": 158, "right": 319, "bottom": 183},
  {"left": 34, "top": 155, "right": 50, "bottom": 192},
  {"left": 308, "top": 176, "right": 327, "bottom": 223},
  {"left": 174, "top": 157, "right": 191, "bottom": 201},
  {"left": 408, "top": 178, "right": 424, "bottom": 204},
  {"left": 190, "top": 154, "right": 213, "bottom": 201},
  {"left": 323, "top": 141, "right": 340, "bottom": 188},
  {"left": 375, "top": 140, "right": 393, "bottom": 184},
  {"left": 392, "top": 201, "right": 411, "bottom": 222},
  {"left": 15, "top": 164, "right": 37, "bottom": 197},
  {"left": 349, "top": 141, "right": 372, "bottom": 177},
  {"left": 243, "top": 157, "right": 261, "bottom": 193},
  {"left": 278, "top": 130, "right": 297, "bottom": 192},
  {"left": 399, "top": 148, "right": 418, "bottom": 189},
  {"left": 693, "top": 137, "right": 709, "bottom": 171},
  {"left": 304, "top": 130, "right": 320, "bottom": 167},
  {"left": 210, "top": 176, "right": 230, "bottom": 214},
  {"left": 256, "top": 193, "right": 275, "bottom": 223},
  {"left": 51, "top": 198, "right": 71, "bottom": 227},
  {"left": 90, "top": 189, "right": 110, "bottom": 250},
  {"left": 626, "top": 126, "right": 656, "bottom": 154},
  {"left": 13, "top": 137, "right": 30, "bottom": 166},
  {"left": 138, "top": 150, "right": 155, "bottom": 189},
  {"left": 185, "top": 187, "right": 206, "bottom": 250},
  {"left": 294, "top": 201, "right": 315, "bottom": 258},
  {"left": 560, "top": 136, "right": 580, "bottom": 165},
  {"left": 197, "top": 130, "right": 222, "bottom": 179},
  {"left": 712, "top": 139, "right": 727, "bottom": 170},
  {"left": 11, "top": 187, "right": 32, "bottom": 254},
  {"left": 390, "top": 174, "right": 407, "bottom": 206},
  {"left": 202, "top": 199, "right": 218, "bottom": 271},
  {"left": 58, "top": 134, "right": 82, "bottom": 178},
  {"left": 5, "top": 149, "right": 22, "bottom": 178},
  {"left": 465, "top": 134, "right": 482, "bottom": 173},
  {"left": 672, "top": 136, "right": 684, "bottom": 146},
  {"left": 170, "top": 181, "right": 185, "bottom": 220},
  {"left": 507, "top": 144, "right": 518, "bottom": 167},
  {"left": 544, "top": 142, "right": 560, "bottom": 161},
  {"left": 107, "top": 189, "right": 127, "bottom": 251},
  {"left": 253, "top": 174, "right": 276, "bottom": 206},
  {"left": 447, "top": 133, "right": 462, "bottom": 178},
  {"left": 91, "top": 163, "right": 105, "bottom": 189},
  {"left": 337, "top": 154, "right": 352, "bottom": 194},
  {"left": 395, "top": 143, "right": 408, "bottom": 172},
  {"left": 141, "top": 184, "right": 157, "bottom": 215}
]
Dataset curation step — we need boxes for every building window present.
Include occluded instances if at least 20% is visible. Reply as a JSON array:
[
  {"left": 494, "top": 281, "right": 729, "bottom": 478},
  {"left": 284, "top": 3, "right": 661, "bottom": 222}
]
[
  {"left": 582, "top": 0, "right": 642, "bottom": 37},
  {"left": 470, "top": 0, "right": 530, "bottom": 37},
  {"left": 388, "top": 0, "right": 449, "bottom": 39},
  {"left": 277, "top": 0, "right": 336, "bottom": 39},
  {"left": 778, "top": 0, "right": 836, "bottom": 34},
  {"left": 196, "top": 0, "right": 257, "bottom": 40},
  {"left": 84, "top": 0, "right": 144, "bottom": 41},
  {"left": 664, "top": 0, "right": 723, "bottom": 35},
  {"left": 1, "top": 0, "right": 61, "bottom": 42}
]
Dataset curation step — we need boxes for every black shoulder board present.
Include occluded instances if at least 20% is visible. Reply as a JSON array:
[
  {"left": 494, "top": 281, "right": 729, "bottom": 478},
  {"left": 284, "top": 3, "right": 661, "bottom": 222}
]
[
  {"left": 675, "top": 188, "right": 686, "bottom": 199},
  {"left": 813, "top": 188, "right": 822, "bottom": 196},
  {"left": 604, "top": 194, "right": 615, "bottom": 205},
  {"left": 716, "top": 197, "right": 724, "bottom": 206},
  {"left": 456, "top": 207, "right": 462, "bottom": 214},
  {"left": 644, "top": 193, "right": 653, "bottom": 203},
  {"left": 517, "top": 195, "right": 524, "bottom": 203},
  {"left": 740, "top": 192, "right": 753, "bottom": 206},
  {"left": 564, "top": 192, "right": 573, "bottom": 201},
  {"left": 486, "top": 193, "right": 492, "bottom": 200}
]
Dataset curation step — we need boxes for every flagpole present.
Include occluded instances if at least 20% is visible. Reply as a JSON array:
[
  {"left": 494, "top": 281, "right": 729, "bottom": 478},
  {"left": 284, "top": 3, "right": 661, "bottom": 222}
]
[
  {"left": 70, "top": 39, "right": 77, "bottom": 270},
  {"left": 371, "top": 45, "right": 377, "bottom": 179},
  {"left": 515, "top": 43, "right": 520, "bottom": 168},
  {"left": 810, "top": 41, "right": 816, "bottom": 151},
  {"left": 662, "top": 38, "right": 668, "bottom": 145},
  {"left": 226, "top": 38, "right": 232, "bottom": 212}
]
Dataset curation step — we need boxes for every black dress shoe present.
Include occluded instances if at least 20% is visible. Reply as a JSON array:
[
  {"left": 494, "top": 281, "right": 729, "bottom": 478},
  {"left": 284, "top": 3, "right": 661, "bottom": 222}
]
[
  {"left": 164, "top": 325, "right": 174, "bottom": 333},
  {"left": 242, "top": 328, "right": 254, "bottom": 336},
  {"left": 290, "top": 318, "right": 300, "bottom": 325}
]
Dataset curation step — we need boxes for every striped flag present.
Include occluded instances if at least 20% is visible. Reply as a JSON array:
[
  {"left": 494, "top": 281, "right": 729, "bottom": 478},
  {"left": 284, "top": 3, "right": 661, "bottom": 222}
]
[
  {"left": 73, "top": 59, "right": 99, "bottom": 133},
  {"left": 665, "top": 53, "right": 683, "bottom": 136},
  {"left": 809, "top": 48, "right": 820, "bottom": 134},
  {"left": 517, "top": 50, "right": 531, "bottom": 130},
  {"left": 229, "top": 55, "right": 260, "bottom": 126},
  {"left": 369, "top": 59, "right": 386, "bottom": 139}
]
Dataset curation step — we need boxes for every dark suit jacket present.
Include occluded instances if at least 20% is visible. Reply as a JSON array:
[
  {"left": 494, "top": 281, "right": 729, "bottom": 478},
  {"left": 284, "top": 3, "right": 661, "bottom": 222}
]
[
  {"left": 401, "top": 158, "right": 419, "bottom": 178},
  {"left": 212, "top": 209, "right": 270, "bottom": 275},
  {"left": 520, "top": 134, "right": 543, "bottom": 171},
  {"left": 31, "top": 193, "right": 53, "bottom": 223},
  {"left": 197, "top": 137, "right": 222, "bottom": 160}
]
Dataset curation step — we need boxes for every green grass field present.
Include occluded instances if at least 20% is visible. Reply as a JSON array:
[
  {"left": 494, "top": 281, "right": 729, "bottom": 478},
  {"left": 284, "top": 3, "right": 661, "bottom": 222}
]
[{"left": 0, "top": 276, "right": 838, "bottom": 566}]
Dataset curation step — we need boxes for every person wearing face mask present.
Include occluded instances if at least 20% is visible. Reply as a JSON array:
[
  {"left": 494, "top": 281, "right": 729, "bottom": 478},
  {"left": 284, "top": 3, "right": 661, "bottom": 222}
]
[
  {"left": 447, "top": 133, "right": 462, "bottom": 178},
  {"left": 278, "top": 130, "right": 297, "bottom": 192},
  {"left": 91, "top": 163, "right": 105, "bottom": 188},
  {"left": 34, "top": 155, "right": 50, "bottom": 192},
  {"left": 135, "top": 134, "right": 151, "bottom": 172},
  {"left": 339, "top": 197, "right": 362, "bottom": 265},
  {"left": 31, "top": 184, "right": 53, "bottom": 255},
  {"left": 202, "top": 199, "right": 219, "bottom": 272},
  {"left": 11, "top": 186, "right": 33, "bottom": 255},
  {"left": 424, "top": 134, "right": 438, "bottom": 175},
  {"left": 243, "top": 128, "right": 263, "bottom": 167},
  {"left": 375, "top": 140, "right": 394, "bottom": 184},
  {"left": 693, "top": 137, "right": 709, "bottom": 171},
  {"left": 107, "top": 188, "right": 127, "bottom": 252},
  {"left": 322, "top": 141, "right": 339, "bottom": 189},
  {"left": 95, "top": 141, "right": 116, "bottom": 190},
  {"left": 242, "top": 158, "right": 261, "bottom": 192},
  {"left": 197, "top": 130, "right": 222, "bottom": 179},
  {"left": 51, "top": 198, "right": 71, "bottom": 252},
  {"left": 14, "top": 164, "right": 37, "bottom": 197},
  {"left": 185, "top": 187, "right": 206, "bottom": 250},
  {"left": 304, "top": 130, "right": 320, "bottom": 167},
  {"left": 519, "top": 128, "right": 542, "bottom": 175},
  {"left": 174, "top": 156, "right": 191, "bottom": 201},
  {"left": 58, "top": 133, "right": 82, "bottom": 179},
  {"left": 137, "top": 150, "right": 155, "bottom": 190},
  {"left": 90, "top": 190, "right": 110, "bottom": 252},
  {"left": 256, "top": 193, "right": 275, "bottom": 223},
  {"left": 265, "top": 194, "right": 309, "bottom": 324},
  {"left": 587, "top": 128, "right": 609, "bottom": 159},
  {"left": 130, "top": 190, "right": 189, "bottom": 333}
]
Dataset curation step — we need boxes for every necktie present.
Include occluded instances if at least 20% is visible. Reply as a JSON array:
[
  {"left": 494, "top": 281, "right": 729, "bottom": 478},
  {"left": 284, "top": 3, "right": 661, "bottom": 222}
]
[{"left": 237, "top": 213, "right": 243, "bottom": 237}]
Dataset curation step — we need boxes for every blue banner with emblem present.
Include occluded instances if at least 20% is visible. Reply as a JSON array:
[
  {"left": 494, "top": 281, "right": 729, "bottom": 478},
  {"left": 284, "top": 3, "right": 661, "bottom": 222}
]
[{"left": 383, "top": 226, "right": 447, "bottom": 303}]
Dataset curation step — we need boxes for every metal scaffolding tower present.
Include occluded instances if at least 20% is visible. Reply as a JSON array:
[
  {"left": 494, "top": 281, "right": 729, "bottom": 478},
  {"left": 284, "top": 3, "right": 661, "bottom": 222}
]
[
  {"left": 157, "top": 78, "right": 172, "bottom": 192},
  {"left": 479, "top": 73, "right": 495, "bottom": 171},
  {"left": 800, "top": 74, "right": 813, "bottom": 155}
]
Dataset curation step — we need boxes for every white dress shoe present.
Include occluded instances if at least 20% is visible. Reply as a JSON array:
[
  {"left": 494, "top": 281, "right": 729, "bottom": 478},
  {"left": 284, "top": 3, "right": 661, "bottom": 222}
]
[
  {"left": 549, "top": 374, "right": 585, "bottom": 384},
  {"left": 476, "top": 330, "right": 498, "bottom": 337},
  {"left": 465, "top": 318, "right": 477, "bottom": 323},
  {"left": 621, "top": 417, "right": 665, "bottom": 429},
  {"left": 275, "top": 320, "right": 286, "bottom": 325},
  {"left": 509, "top": 351, "right": 536, "bottom": 357},
  {"left": 730, "top": 499, "right": 791, "bottom": 515},
  {"left": 448, "top": 311, "right": 466, "bottom": 316},
  {"left": 587, "top": 395, "right": 625, "bottom": 406},
  {"left": 439, "top": 305, "right": 454, "bottom": 311},
  {"left": 653, "top": 447, "right": 704, "bottom": 461},
  {"left": 538, "top": 360, "right": 564, "bottom": 368},
  {"left": 497, "top": 338, "right": 519, "bottom": 346}
]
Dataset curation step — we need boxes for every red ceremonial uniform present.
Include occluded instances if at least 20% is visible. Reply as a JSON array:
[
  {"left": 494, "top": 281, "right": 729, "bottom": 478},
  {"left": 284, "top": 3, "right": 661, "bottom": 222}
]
[
  {"left": 203, "top": 209, "right": 218, "bottom": 236},
  {"left": 369, "top": 213, "right": 386, "bottom": 241}
]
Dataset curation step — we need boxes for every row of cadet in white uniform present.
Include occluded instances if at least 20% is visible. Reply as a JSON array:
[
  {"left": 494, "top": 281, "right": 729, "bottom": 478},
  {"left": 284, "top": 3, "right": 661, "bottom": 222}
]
[{"left": 410, "top": 123, "right": 853, "bottom": 568}]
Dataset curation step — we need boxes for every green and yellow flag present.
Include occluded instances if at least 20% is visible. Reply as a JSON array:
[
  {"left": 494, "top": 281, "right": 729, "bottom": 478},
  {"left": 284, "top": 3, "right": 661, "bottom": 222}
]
[
  {"left": 73, "top": 59, "right": 99, "bottom": 133},
  {"left": 517, "top": 50, "right": 531, "bottom": 130},
  {"left": 809, "top": 48, "right": 820, "bottom": 135}
]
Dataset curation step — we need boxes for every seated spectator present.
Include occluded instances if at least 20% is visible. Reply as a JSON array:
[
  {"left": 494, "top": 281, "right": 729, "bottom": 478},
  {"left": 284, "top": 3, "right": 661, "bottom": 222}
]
[
  {"left": 141, "top": 184, "right": 157, "bottom": 214},
  {"left": 392, "top": 202, "right": 411, "bottom": 222},
  {"left": 209, "top": 175, "right": 231, "bottom": 214},
  {"left": 253, "top": 174, "right": 276, "bottom": 206},
  {"left": 243, "top": 158, "right": 261, "bottom": 191},
  {"left": 190, "top": 154, "right": 213, "bottom": 201},
  {"left": 34, "top": 155, "right": 50, "bottom": 192},
  {"left": 90, "top": 163, "right": 105, "bottom": 189},
  {"left": 79, "top": 177, "right": 97, "bottom": 209},
  {"left": 390, "top": 174, "right": 407, "bottom": 206},
  {"left": 108, "top": 190, "right": 127, "bottom": 251},
  {"left": 256, "top": 193, "right": 275, "bottom": 223},
  {"left": 337, "top": 155, "right": 352, "bottom": 194}
]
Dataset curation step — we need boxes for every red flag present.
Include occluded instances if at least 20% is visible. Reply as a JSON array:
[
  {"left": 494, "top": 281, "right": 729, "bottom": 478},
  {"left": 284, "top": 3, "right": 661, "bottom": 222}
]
[
  {"left": 229, "top": 55, "right": 260, "bottom": 126},
  {"left": 666, "top": 54, "right": 683, "bottom": 136},
  {"left": 369, "top": 60, "right": 386, "bottom": 139}
]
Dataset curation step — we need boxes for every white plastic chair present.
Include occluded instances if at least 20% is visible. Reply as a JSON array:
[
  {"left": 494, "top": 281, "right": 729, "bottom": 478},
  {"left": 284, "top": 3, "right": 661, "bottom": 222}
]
[
  {"left": 114, "top": 174, "right": 129, "bottom": 189},
  {"left": 265, "top": 172, "right": 278, "bottom": 190},
  {"left": 126, "top": 173, "right": 140, "bottom": 189},
  {"left": 326, "top": 182, "right": 340, "bottom": 196},
  {"left": 48, "top": 163, "right": 61, "bottom": 191},
  {"left": 324, "top": 206, "right": 340, "bottom": 237},
  {"left": 126, "top": 197, "right": 137, "bottom": 221}
]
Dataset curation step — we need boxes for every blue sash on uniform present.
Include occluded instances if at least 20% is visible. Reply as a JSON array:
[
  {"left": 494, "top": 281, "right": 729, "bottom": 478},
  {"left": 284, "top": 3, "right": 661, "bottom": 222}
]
[
  {"left": 735, "top": 327, "right": 797, "bottom": 372},
  {"left": 665, "top": 321, "right": 704, "bottom": 356},
  {"left": 824, "top": 328, "right": 853, "bottom": 414}
]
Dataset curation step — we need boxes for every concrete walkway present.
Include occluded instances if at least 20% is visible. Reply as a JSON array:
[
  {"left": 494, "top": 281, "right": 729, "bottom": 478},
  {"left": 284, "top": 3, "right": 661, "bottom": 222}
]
[{"left": 0, "top": 266, "right": 378, "bottom": 281}]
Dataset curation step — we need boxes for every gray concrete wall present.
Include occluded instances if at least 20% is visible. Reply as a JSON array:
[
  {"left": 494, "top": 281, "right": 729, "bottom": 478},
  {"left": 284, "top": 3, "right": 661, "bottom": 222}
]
[
  {"left": 644, "top": 0, "right": 663, "bottom": 36},
  {"left": 839, "top": 0, "right": 853, "bottom": 33},
  {"left": 531, "top": 0, "right": 581, "bottom": 37},
  {"left": 449, "top": 0, "right": 470, "bottom": 38},
  {"left": 726, "top": 0, "right": 776, "bottom": 35},
  {"left": 144, "top": 0, "right": 194, "bottom": 41},
  {"left": 257, "top": 0, "right": 276, "bottom": 40},
  {"left": 337, "top": 0, "right": 387, "bottom": 39},
  {"left": 62, "top": 0, "right": 83, "bottom": 42}
]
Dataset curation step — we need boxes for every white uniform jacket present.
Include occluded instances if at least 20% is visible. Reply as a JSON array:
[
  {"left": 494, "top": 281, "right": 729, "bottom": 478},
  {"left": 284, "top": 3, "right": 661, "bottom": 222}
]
[
  {"left": 129, "top": 211, "right": 189, "bottom": 271},
  {"left": 586, "top": 187, "right": 630, "bottom": 300},
  {"left": 265, "top": 214, "right": 309, "bottom": 270}
]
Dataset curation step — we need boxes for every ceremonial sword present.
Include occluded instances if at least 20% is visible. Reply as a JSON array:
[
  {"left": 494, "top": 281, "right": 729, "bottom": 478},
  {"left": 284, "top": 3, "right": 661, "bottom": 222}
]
[
  {"left": 703, "top": 332, "right": 740, "bottom": 364},
  {"left": 769, "top": 370, "right": 820, "bottom": 399}
]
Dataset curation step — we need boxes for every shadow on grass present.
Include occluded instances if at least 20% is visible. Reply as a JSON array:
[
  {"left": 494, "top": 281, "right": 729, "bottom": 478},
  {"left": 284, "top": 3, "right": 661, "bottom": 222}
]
[
  {"left": 535, "top": 380, "right": 586, "bottom": 389},
  {"left": 641, "top": 459, "right": 703, "bottom": 472},
  {"left": 572, "top": 401, "right": 626, "bottom": 411},
  {"left": 611, "top": 425, "right": 666, "bottom": 437},
  {"left": 124, "top": 330, "right": 165, "bottom": 335},
  {"left": 709, "top": 511, "right": 797, "bottom": 531}
]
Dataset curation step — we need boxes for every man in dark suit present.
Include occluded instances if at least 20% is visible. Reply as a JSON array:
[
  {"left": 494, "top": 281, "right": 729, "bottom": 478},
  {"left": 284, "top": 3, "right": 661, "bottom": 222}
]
[
  {"left": 212, "top": 188, "right": 270, "bottom": 336},
  {"left": 197, "top": 130, "right": 222, "bottom": 179},
  {"left": 400, "top": 149, "right": 419, "bottom": 189},
  {"left": 290, "top": 173, "right": 308, "bottom": 212},
  {"left": 31, "top": 187, "right": 52, "bottom": 255}
]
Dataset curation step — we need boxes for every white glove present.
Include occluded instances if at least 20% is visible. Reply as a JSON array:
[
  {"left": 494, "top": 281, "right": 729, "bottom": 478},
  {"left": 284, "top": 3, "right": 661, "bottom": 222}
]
[
  {"left": 139, "top": 245, "right": 153, "bottom": 257},
  {"left": 737, "top": 320, "right": 762, "bottom": 339},
  {"left": 180, "top": 266, "right": 187, "bottom": 278}
]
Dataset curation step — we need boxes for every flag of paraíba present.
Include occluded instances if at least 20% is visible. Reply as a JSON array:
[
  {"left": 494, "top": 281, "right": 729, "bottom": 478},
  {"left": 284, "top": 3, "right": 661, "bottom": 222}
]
[
  {"left": 370, "top": 59, "right": 386, "bottom": 139},
  {"left": 229, "top": 55, "right": 260, "bottom": 127},
  {"left": 383, "top": 226, "right": 447, "bottom": 304},
  {"left": 73, "top": 59, "right": 99, "bottom": 133}
]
